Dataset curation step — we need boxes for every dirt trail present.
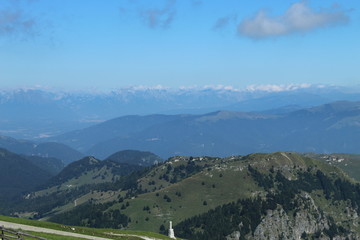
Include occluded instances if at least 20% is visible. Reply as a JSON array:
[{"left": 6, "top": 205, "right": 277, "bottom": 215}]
[
  {"left": 107, "top": 233, "right": 162, "bottom": 240},
  {"left": 0, "top": 220, "right": 165, "bottom": 240},
  {"left": 0, "top": 220, "right": 109, "bottom": 239}
]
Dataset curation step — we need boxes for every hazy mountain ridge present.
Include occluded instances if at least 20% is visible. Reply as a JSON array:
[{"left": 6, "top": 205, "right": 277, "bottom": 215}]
[
  {"left": 49, "top": 114, "right": 182, "bottom": 152},
  {"left": 0, "top": 135, "right": 84, "bottom": 165},
  {"left": 47, "top": 101, "right": 360, "bottom": 159},
  {"left": 21, "top": 155, "right": 64, "bottom": 176},
  {"left": 2, "top": 100, "right": 360, "bottom": 161}
]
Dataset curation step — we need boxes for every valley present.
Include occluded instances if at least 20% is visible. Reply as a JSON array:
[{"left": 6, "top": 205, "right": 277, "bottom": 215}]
[{"left": 2, "top": 100, "right": 360, "bottom": 161}]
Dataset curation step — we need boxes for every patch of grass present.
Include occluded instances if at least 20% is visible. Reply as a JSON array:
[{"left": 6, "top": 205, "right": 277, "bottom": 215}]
[
  {"left": 0, "top": 215, "right": 63, "bottom": 230},
  {"left": 26, "top": 231, "right": 90, "bottom": 240}
]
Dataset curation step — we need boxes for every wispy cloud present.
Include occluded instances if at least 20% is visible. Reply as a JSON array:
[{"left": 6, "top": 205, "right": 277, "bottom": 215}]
[
  {"left": 213, "top": 15, "right": 237, "bottom": 31},
  {"left": 0, "top": 10, "right": 37, "bottom": 38},
  {"left": 238, "top": 1, "right": 349, "bottom": 39},
  {"left": 0, "top": 0, "right": 37, "bottom": 39},
  {"left": 140, "top": 0, "right": 176, "bottom": 29},
  {"left": 191, "top": 0, "right": 203, "bottom": 7}
]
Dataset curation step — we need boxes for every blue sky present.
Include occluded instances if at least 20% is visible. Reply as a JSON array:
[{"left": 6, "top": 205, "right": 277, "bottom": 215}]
[{"left": 0, "top": 0, "right": 359, "bottom": 91}]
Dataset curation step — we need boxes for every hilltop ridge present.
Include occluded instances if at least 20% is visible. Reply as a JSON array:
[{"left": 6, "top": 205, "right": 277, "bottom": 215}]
[{"left": 7, "top": 151, "right": 359, "bottom": 239}]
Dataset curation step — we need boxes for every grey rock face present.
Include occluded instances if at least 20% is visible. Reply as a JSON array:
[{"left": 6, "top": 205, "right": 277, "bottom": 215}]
[
  {"left": 228, "top": 192, "right": 359, "bottom": 240},
  {"left": 253, "top": 193, "right": 329, "bottom": 239},
  {"left": 226, "top": 231, "right": 240, "bottom": 240}
]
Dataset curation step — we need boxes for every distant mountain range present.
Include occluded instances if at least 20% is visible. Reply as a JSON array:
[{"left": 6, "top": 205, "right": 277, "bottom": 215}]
[
  {"left": 46, "top": 100, "right": 360, "bottom": 159},
  {"left": 1, "top": 85, "right": 360, "bottom": 161},
  {"left": 1, "top": 85, "right": 360, "bottom": 140},
  {"left": 1, "top": 99, "right": 360, "bottom": 161}
]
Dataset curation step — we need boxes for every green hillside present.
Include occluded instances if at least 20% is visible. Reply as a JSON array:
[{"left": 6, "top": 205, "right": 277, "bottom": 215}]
[
  {"left": 46, "top": 156, "right": 142, "bottom": 187},
  {"left": 109, "top": 153, "right": 347, "bottom": 232},
  {"left": 12, "top": 156, "right": 143, "bottom": 219},
  {"left": 31, "top": 152, "right": 360, "bottom": 239},
  {"left": 4, "top": 151, "right": 360, "bottom": 239}
]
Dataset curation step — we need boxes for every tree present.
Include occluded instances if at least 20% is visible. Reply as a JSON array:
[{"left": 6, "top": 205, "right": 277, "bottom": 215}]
[{"left": 160, "top": 224, "right": 166, "bottom": 233}]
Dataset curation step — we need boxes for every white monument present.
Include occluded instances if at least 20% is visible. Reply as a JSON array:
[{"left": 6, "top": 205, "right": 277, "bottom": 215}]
[{"left": 168, "top": 221, "right": 176, "bottom": 239}]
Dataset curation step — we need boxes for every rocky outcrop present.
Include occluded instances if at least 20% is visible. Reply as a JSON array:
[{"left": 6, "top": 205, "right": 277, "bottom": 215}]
[
  {"left": 253, "top": 193, "right": 329, "bottom": 239},
  {"left": 226, "top": 231, "right": 241, "bottom": 240},
  {"left": 227, "top": 192, "right": 358, "bottom": 240}
]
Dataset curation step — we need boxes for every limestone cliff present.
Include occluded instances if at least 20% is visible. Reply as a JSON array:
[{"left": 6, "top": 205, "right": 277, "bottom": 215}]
[{"left": 227, "top": 192, "right": 359, "bottom": 240}]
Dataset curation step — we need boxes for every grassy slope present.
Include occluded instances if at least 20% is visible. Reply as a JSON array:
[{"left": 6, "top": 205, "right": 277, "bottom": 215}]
[
  {"left": 120, "top": 168, "right": 260, "bottom": 232},
  {"left": 108, "top": 152, "right": 351, "bottom": 233},
  {"left": 15, "top": 151, "right": 359, "bottom": 236},
  {"left": 20, "top": 162, "right": 126, "bottom": 218},
  {"left": 305, "top": 153, "right": 360, "bottom": 181},
  {"left": 34, "top": 165, "right": 119, "bottom": 198}
]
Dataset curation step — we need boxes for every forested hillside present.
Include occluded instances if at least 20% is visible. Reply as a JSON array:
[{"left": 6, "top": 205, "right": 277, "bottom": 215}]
[
  {"left": 9, "top": 152, "right": 358, "bottom": 240},
  {"left": 0, "top": 149, "right": 53, "bottom": 212}
]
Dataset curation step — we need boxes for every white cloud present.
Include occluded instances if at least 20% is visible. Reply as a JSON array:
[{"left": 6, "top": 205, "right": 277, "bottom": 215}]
[
  {"left": 113, "top": 84, "right": 315, "bottom": 93},
  {"left": 245, "top": 83, "right": 312, "bottom": 92},
  {"left": 203, "top": 85, "right": 240, "bottom": 92},
  {"left": 238, "top": 1, "right": 348, "bottom": 39}
]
